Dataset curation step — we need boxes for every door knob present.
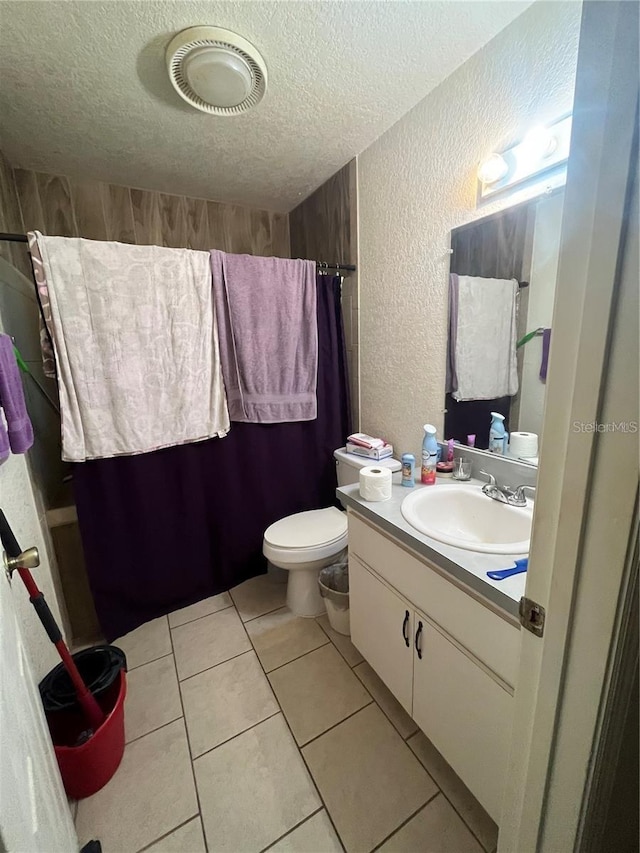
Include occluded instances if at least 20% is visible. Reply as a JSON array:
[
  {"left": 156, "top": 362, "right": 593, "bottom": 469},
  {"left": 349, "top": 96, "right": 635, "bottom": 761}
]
[{"left": 3, "top": 546, "right": 40, "bottom": 578}]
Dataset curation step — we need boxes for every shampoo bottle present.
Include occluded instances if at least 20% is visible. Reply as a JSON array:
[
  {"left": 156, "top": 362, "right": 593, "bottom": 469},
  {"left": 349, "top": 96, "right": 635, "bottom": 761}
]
[
  {"left": 489, "top": 412, "right": 508, "bottom": 455},
  {"left": 421, "top": 424, "right": 438, "bottom": 485}
]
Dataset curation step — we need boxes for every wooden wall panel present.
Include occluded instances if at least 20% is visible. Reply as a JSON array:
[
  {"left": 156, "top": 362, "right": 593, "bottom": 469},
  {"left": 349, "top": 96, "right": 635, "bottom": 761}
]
[
  {"left": 131, "top": 188, "right": 162, "bottom": 245},
  {"left": 184, "top": 197, "right": 209, "bottom": 250},
  {"left": 0, "top": 155, "right": 31, "bottom": 277},
  {"left": 102, "top": 184, "right": 135, "bottom": 244},
  {"left": 35, "top": 172, "right": 78, "bottom": 237},
  {"left": 289, "top": 158, "right": 359, "bottom": 427},
  {"left": 271, "top": 213, "right": 290, "bottom": 259},
  {"left": 11, "top": 167, "right": 291, "bottom": 259},
  {"left": 13, "top": 168, "right": 44, "bottom": 232},
  {"left": 158, "top": 192, "right": 188, "bottom": 249},
  {"left": 68, "top": 178, "right": 108, "bottom": 241},
  {"left": 289, "top": 162, "right": 354, "bottom": 264}
]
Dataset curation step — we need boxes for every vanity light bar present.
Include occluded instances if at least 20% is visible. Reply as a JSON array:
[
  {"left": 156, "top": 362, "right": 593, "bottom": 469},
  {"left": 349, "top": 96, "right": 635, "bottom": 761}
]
[{"left": 478, "top": 114, "right": 572, "bottom": 201}]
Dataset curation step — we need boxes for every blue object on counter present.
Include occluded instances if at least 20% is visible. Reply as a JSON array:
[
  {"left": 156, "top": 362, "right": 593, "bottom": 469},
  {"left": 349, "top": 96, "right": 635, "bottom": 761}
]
[
  {"left": 487, "top": 558, "right": 529, "bottom": 581},
  {"left": 401, "top": 453, "right": 415, "bottom": 487},
  {"left": 421, "top": 424, "right": 438, "bottom": 485},
  {"left": 489, "top": 411, "right": 509, "bottom": 455}
]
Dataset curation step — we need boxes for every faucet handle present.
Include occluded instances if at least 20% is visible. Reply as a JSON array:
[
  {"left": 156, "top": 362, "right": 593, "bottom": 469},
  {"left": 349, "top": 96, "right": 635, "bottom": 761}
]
[
  {"left": 479, "top": 470, "right": 496, "bottom": 486},
  {"left": 513, "top": 484, "right": 536, "bottom": 502}
]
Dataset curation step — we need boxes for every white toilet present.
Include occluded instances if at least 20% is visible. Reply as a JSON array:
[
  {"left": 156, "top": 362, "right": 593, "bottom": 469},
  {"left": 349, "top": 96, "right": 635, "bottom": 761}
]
[{"left": 262, "top": 448, "right": 401, "bottom": 617}]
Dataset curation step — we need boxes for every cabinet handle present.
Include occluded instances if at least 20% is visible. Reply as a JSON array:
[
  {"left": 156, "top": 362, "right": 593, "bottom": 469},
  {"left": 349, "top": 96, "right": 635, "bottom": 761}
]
[
  {"left": 402, "top": 610, "right": 410, "bottom": 647},
  {"left": 415, "top": 620, "right": 423, "bottom": 659}
]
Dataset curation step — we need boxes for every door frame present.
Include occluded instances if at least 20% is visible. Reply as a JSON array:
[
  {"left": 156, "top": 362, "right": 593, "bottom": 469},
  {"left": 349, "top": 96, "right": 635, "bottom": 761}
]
[{"left": 498, "top": 2, "right": 639, "bottom": 850}]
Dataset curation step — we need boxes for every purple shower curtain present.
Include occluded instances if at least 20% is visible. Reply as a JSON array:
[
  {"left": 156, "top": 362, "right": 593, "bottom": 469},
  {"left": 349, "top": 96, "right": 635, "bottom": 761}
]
[{"left": 73, "top": 276, "right": 351, "bottom": 641}]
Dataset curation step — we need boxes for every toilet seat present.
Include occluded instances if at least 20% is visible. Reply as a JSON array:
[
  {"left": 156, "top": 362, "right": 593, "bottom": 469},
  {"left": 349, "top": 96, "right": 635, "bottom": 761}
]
[{"left": 263, "top": 507, "right": 348, "bottom": 566}]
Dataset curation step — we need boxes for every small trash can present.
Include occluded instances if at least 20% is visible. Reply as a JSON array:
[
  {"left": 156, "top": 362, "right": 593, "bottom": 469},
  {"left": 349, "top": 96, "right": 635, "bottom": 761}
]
[{"left": 318, "top": 553, "right": 350, "bottom": 636}]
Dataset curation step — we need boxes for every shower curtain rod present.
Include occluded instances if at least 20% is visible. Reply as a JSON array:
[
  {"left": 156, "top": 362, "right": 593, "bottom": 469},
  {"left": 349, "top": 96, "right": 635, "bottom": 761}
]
[{"left": 0, "top": 233, "right": 357, "bottom": 273}]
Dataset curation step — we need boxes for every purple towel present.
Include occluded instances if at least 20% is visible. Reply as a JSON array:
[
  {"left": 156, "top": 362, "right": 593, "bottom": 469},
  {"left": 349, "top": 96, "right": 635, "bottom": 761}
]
[
  {"left": 0, "top": 334, "right": 34, "bottom": 459},
  {"left": 210, "top": 250, "right": 318, "bottom": 423},
  {"left": 540, "top": 328, "right": 552, "bottom": 382}
]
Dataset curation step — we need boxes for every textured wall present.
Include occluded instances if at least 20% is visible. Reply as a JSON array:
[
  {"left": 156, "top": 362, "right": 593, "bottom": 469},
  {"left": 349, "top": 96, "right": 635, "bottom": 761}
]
[
  {"left": 290, "top": 159, "right": 360, "bottom": 427},
  {"left": 358, "top": 1, "right": 581, "bottom": 460}
]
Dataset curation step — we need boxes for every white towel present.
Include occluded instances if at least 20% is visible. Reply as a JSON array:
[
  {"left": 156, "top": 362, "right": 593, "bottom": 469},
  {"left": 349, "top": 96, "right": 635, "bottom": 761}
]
[
  {"left": 452, "top": 276, "right": 519, "bottom": 402},
  {"left": 35, "top": 234, "right": 230, "bottom": 461}
]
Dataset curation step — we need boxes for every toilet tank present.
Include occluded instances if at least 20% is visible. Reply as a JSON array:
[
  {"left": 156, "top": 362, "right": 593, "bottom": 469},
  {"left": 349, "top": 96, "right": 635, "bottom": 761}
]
[{"left": 333, "top": 447, "right": 402, "bottom": 486}]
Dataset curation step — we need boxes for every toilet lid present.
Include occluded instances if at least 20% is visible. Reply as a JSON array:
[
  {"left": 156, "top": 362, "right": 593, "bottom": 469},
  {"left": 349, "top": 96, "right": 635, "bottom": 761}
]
[{"left": 264, "top": 507, "right": 347, "bottom": 550}]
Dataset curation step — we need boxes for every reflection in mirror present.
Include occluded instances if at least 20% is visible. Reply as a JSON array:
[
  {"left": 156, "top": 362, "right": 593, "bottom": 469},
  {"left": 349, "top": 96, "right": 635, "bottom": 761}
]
[{"left": 444, "top": 189, "right": 564, "bottom": 462}]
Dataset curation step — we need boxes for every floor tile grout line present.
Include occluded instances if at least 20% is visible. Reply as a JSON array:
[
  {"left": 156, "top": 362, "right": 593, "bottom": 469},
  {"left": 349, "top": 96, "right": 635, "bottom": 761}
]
[
  {"left": 370, "top": 791, "right": 441, "bottom": 852},
  {"left": 166, "top": 631, "right": 209, "bottom": 853},
  {"left": 262, "top": 638, "right": 331, "bottom": 675},
  {"left": 135, "top": 814, "right": 201, "bottom": 853},
  {"left": 191, "top": 710, "right": 282, "bottom": 762},
  {"left": 169, "top": 603, "right": 235, "bottom": 631},
  {"left": 406, "top": 737, "right": 496, "bottom": 851},
  {"left": 125, "top": 650, "right": 174, "bottom": 673},
  {"left": 352, "top": 665, "right": 418, "bottom": 742},
  {"left": 123, "top": 597, "right": 494, "bottom": 853},
  {"left": 178, "top": 647, "right": 255, "bottom": 684},
  {"left": 237, "top": 609, "right": 348, "bottom": 853},
  {"left": 239, "top": 602, "right": 290, "bottom": 624},
  {"left": 314, "top": 617, "right": 364, "bottom": 669},
  {"left": 257, "top": 805, "right": 325, "bottom": 853},
  {"left": 125, "top": 713, "right": 184, "bottom": 747},
  {"left": 433, "top": 787, "right": 495, "bottom": 853},
  {"left": 298, "top": 699, "right": 374, "bottom": 749}
]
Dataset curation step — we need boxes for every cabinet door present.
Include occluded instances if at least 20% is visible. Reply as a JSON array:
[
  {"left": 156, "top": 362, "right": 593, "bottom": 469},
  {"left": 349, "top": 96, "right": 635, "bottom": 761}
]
[
  {"left": 349, "top": 555, "right": 414, "bottom": 714},
  {"left": 412, "top": 616, "right": 513, "bottom": 821}
]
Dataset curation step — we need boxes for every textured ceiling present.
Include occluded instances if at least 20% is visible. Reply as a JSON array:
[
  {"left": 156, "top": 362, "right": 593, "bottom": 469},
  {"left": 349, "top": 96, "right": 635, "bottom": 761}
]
[{"left": 0, "top": 1, "right": 532, "bottom": 212}]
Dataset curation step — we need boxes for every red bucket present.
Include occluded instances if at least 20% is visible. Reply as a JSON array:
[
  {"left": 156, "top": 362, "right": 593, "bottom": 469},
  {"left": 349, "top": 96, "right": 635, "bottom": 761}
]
[{"left": 45, "top": 669, "right": 127, "bottom": 799}]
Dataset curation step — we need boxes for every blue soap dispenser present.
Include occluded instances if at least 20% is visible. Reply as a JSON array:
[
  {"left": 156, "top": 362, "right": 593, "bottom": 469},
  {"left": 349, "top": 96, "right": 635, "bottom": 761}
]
[{"left": 489, "top": 412, "right": 508, "bottom": 455}]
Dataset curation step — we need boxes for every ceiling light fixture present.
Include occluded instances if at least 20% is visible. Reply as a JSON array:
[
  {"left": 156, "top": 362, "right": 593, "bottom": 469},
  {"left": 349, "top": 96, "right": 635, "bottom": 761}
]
[{"left": 166, "top": 26, "right": 268, "bottom": 115}]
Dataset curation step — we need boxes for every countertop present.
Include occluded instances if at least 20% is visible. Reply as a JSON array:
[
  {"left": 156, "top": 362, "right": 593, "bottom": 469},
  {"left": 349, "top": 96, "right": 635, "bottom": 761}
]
[{"left": 337, "top": 478, "right": 528, "bottom": 620}]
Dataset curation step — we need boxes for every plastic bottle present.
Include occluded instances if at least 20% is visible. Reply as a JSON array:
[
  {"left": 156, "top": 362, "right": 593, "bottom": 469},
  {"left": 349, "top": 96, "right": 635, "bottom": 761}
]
[
  {"left": 489, "top": 412, "right": 508, "bottom": 454},
  {"left": 421, "top": 424, "right": 438, "bottom": 485},
  {"left": 401, "top": 453, "right": 415, "bottom": 487}
]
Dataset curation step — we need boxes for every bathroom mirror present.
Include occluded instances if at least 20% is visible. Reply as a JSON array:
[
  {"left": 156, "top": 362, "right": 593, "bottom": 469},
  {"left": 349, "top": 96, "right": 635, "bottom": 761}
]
[{"left": 444, "top": 188, "right": 564, "bottom": 461}]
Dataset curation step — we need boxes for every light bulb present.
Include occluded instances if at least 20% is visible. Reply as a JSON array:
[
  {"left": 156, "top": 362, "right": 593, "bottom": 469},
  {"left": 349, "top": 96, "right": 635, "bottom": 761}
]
[
  {"left": 521, "top": 126, "right": 557, "bottom": 161},
  {"left": 477, "top": 153, "right": 508, "bottom": 185}
]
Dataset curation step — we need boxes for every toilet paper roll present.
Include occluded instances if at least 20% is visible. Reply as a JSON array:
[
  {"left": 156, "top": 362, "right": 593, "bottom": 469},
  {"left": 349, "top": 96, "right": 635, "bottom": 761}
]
[
  {"left": 359, "top": 465, "right": 393, "bottom": 502},
  {"left": 509, "top": 431, "right": 539, "bottom": 459}
]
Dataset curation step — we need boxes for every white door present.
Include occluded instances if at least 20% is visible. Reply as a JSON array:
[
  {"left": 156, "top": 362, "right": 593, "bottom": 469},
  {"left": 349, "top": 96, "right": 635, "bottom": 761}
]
[
  {"left": 349, "top": 555, "right": 414, "bottom": 713},
  {"left": 499, "top": 3, "right": 639, "bottom": 850},
  {"left": 412, "top": 615, "right": 513, "bottom": 821},
  {"left": 0, "top": 565, "right": 78, "bottom": 853}
]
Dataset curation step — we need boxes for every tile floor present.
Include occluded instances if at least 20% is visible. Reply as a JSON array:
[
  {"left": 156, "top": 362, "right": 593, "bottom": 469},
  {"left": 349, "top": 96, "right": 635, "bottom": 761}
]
[{"left": 74, "top": 574, "right": 499, "bottom": 853}]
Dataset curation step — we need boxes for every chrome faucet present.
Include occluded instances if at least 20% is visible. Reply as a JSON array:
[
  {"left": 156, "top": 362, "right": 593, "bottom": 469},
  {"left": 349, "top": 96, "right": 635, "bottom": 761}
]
[
  {"left": 510, "top": 484, "right": 536, "bottom": 507},
  {"left": 479, "top": 471, "right": 513, "bottom": 504},
  {"left": 479, "top": 471, "right": 536, "bottom": 507}
]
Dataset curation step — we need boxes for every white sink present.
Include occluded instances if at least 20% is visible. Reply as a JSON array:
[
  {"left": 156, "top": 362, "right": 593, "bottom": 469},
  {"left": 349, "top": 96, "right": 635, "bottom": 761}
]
[{"left": 401, "top": 484, "right": 532, "bottom": 554}]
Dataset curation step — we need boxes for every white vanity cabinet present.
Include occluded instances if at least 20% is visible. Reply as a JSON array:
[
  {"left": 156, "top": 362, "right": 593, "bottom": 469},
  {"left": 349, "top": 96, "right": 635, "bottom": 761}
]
[
  {"left": 348, "top": 511, "right": 520, "bottom": 822},
  {"left": 349, "top": 554, "right": 414, "bottom": 713}
]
